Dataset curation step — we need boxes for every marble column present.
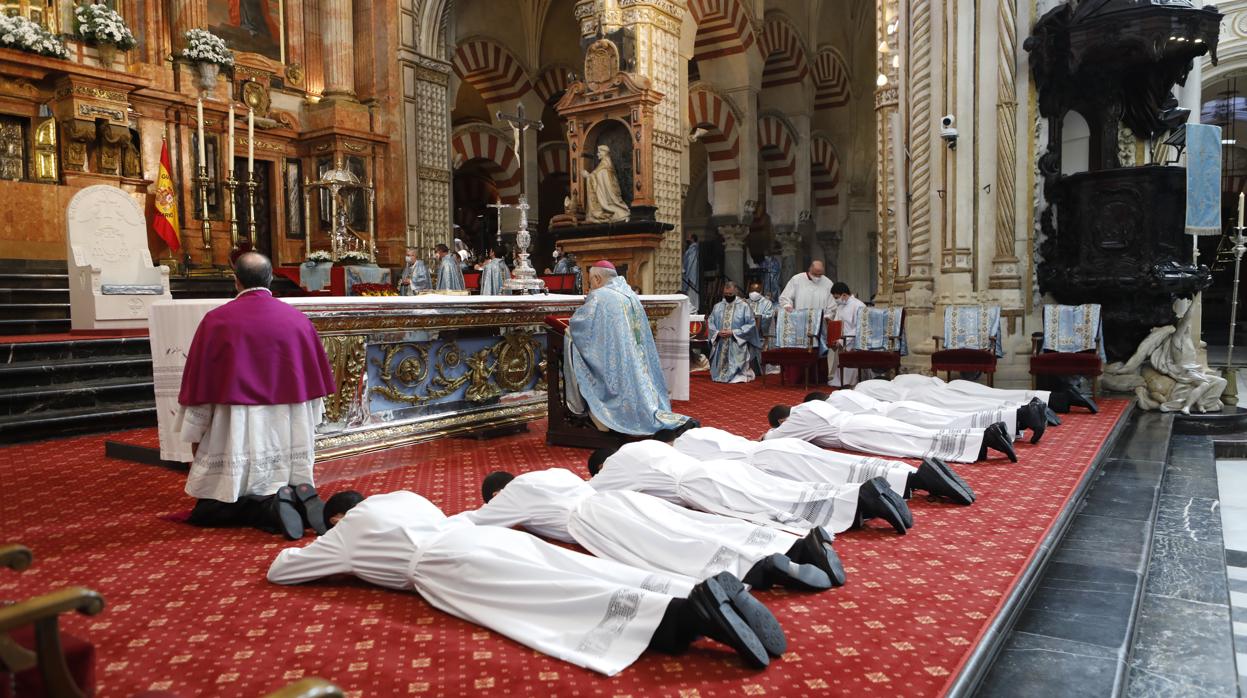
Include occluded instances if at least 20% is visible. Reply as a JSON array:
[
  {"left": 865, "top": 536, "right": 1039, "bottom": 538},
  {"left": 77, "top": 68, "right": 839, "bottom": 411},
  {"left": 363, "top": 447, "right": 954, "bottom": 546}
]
[
  {"left": 322, "top": 0, "right": 356, "bottom": 99},
  {"left": 777, "top": 228, "right": 803, "bottom": 284},
  {"left": 718, "top": 224, "right": 750, "bottom": 288},
  {"left": 170, "top": 0, "right": 206, "bottom": 50}
]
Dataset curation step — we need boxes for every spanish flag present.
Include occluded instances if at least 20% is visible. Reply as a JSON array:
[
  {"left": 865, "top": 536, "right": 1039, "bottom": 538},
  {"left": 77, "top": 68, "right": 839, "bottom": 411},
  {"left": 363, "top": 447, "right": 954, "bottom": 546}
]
[{"left": 152, "top": 138, "right": 180, "bottom": 252}]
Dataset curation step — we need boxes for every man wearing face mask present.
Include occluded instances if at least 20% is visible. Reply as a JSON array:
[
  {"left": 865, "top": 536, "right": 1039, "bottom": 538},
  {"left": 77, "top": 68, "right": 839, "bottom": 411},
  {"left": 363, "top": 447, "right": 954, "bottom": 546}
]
[
  {"left": 827, "top": 282, "right": 866, "bottom": 386},
  {"left": 778, "top": 261, "right": 834, "bottom": 312},
  {"left": 398, "top": 246, "right": 431, "bottom": 296},
  {"left": 707, "top": 280, "right": 760, "bottom": 383},
  {"left": 746, "top": 282, "right": 775, "bottom": 375}
]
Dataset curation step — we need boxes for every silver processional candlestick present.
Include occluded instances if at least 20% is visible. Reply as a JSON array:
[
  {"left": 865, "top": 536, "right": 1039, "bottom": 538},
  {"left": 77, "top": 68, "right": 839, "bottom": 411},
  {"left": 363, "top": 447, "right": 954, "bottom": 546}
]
[
  {"left": 1225, "top": 226, "right": 1246, "bottom": 406},
  {"left": 496, "top": 103, "right": 546, "bottom": 294}
]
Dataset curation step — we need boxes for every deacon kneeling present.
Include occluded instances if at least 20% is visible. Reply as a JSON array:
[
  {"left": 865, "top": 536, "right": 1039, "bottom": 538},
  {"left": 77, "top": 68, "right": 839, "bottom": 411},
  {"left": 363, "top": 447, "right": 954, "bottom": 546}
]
[
  {"left": 268, "top": 491, "right": 786, "bottom": 673},
  {"left": 176, "top": 253, "right": 337, "bottom": 539},
  {"left": 563, "top": 261, "right": 695, "bottom": 437},
  {"left": 708, "top": 280, "right": 760, "bottom": 383}
]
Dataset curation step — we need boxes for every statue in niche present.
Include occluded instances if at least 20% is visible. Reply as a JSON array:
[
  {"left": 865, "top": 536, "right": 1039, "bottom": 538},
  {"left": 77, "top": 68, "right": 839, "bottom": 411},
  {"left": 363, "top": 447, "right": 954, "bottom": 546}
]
[
  {"left": 582, "top": 144, "right": 630, "bottom": 223},
  {"left": 1103, "top": 298, "right": 1227, "bottom": 414}
]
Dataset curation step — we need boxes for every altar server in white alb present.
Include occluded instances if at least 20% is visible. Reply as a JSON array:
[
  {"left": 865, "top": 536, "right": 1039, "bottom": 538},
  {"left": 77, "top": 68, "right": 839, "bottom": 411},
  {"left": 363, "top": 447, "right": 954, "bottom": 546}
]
[
  {"left": 268, "top": 491, "right": 786, "bottom": 672},
  {"left": 588, "top": 439, "right": 913, "bottom": 535},
  {"left": 778, "top": 260, "right": 835, "bottom": 312},
  {"left": 672, "top": 426, "right": 976, "bottom": 506},
  {"left": 826, "top": 282, "right": 868, "bottom": 386},
  {"left": 765, "top": 399, "right": 1018, "bottom": 463},
  {"left": 466, "top": 468, "right": 843, "bottom": 591},
  {"left": 707, "top": 281, "right": 761, "bottom": 383}
]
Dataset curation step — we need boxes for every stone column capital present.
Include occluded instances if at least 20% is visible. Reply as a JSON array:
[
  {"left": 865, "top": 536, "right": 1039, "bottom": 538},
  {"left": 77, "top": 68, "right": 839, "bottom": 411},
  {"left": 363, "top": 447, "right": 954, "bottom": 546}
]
[
  {"left": 776, "top": 228, "right": 803, "bottom": 255},
  {"left": 717, "top": 224, "right": 750, "bottom": 251}
]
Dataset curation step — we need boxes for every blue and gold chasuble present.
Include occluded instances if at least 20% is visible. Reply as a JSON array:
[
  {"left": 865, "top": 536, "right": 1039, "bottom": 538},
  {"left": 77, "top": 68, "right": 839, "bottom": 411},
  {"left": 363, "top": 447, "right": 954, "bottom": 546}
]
[
  {"left": 479, "top": 258, "right": 510, "bottom": 295},
  {"left": 436, "top": 254, "right": 465, "bottom": 291},
  {"left": 707, "top": 298, "right": 760, "bottom": 383}
]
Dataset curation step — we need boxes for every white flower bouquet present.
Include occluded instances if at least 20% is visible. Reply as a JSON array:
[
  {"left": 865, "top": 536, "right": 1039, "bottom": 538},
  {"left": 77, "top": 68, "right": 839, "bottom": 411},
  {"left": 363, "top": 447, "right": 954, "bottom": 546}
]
[
  {"left": 338, "top": 250, "right": 373, "bottom": 265},
  {"left": 0, "top": 15, "right": 69, "bottom": 58},
  {"left": 74, "top": 4, "right": 136, "bottom": 51},
  {"left": 307, "top": 250, "right": 333, "bottom": 264},
  {"left": 179, "top": 28, "right": 233, "bottom": 68}
]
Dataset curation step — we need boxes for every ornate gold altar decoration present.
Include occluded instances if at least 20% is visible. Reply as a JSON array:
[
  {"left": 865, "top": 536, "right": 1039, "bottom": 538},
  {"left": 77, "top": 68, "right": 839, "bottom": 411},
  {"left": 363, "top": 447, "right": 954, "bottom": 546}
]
[
  {"left": 0, "top": 119, "right": 23, "bottom": 181},
  {"left": 32, "top": 117, "right": 57, "bottom": 183},
  {"left": 369, "top": 332, "right": 543, "bottom": 406},
  {"left": 321, "top": 335, "right": 367, "bottom": 423}
]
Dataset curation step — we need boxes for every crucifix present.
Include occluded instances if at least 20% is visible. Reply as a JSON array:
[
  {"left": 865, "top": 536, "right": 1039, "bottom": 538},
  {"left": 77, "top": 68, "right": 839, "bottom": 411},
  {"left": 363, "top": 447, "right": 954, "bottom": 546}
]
[{"left": 495, "top": 103, "right": 548, "bottom": 293}]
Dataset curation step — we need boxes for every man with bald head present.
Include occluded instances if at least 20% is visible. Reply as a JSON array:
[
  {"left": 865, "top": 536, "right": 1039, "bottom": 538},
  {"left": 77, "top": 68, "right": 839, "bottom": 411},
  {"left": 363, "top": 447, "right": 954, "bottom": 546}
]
[
  {"left": 778, "top": 260, "right": 834, "bottom": 313},
  {"left": 177, "top": 252, "right": 337, "bottom": 540}
]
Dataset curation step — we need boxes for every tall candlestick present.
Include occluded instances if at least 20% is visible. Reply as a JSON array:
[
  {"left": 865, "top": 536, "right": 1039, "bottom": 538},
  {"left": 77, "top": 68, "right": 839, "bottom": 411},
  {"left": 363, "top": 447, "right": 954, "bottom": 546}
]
[
  {"left": 196, "top": 98, "right": 206, "bottom": 165},
  {"left": 247, "top": 107, "right": 255, "bottom": 174},
  {"left": 227, "top": 102, "right": 235, "bottom": 162},
  {"left": 1238, "top": 191, "right": 1244, "bottom": 229}
]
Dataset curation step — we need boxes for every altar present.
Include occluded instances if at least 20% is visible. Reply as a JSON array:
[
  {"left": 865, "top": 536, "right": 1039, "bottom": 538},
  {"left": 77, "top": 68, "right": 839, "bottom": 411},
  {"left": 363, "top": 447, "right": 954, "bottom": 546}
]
[{"left": 150, "top": 294, "right": 689, "bottom": 462}]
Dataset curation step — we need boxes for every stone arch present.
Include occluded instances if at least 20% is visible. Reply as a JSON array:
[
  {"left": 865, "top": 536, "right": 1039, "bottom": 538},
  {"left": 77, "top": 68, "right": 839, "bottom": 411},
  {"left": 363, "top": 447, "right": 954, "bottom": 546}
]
[
  {"left": 760, "top": 13, "right": 810, "bottom": 90},
  {"left": 451, "top": 124, "right": 522, "bottom": 203},
  {"left": 687, "top": 0, "right": 759, "bottom": 62},
  {"left": 813, "top": 46, "right": 851, "bottom": 110},
  {"left": 810, "top": 135, "right": 843, "bottom": 209},
  {"left": 537, "top": 141, "right": 569, "bottom": 182},
  {"left": 688, "top": 86, "right": 742, "bottom": 185},
  {"left": 534, "top": 64, "right": 574, "bottom": 106},
  {"left": 757, "top": 114, "right": 797, "bottom": 197},
  {"left": 452, "top": 37, "right": 533, "bottom": 105}
]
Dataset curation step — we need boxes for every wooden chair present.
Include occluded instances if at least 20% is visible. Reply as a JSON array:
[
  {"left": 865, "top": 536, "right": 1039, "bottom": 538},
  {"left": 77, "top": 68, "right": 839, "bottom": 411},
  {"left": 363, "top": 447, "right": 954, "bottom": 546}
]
[
  {"left": 0, "top": 544, "right": 105, "bottom": 698},
  {"left": 1029, "top": 304, "right": 1105, "bottom": 396},
  {"left": 542, "top": 315, "right": 638, "bottom": 450},
  {"left": 931, "top": 304, "right": 1002, "bottom": 386},
  {"left": 837, "top": 307, "right": 906, "bottom": 386},
  {"left": 760, "top": 308, "right": 824, "bottom": 389}
]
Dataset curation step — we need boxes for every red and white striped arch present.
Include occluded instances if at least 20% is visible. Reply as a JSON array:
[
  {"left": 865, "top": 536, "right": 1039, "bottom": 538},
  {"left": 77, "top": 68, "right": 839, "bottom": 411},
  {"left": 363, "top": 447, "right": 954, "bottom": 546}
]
[
  {"left": 813, "top": 47, "right": 851, "bottom": 110},
  {"left": 537, "top": 142, "right": 569, "bottom": 182},
  {"left": 534, "top": 64, "right": 573, "bottom": 106},
  {"left": 688, "top": 88, "right": 742, "bottom": 184},
  {"left": 757, "top": 115, "right": 797, "bottom": 196},
  {"left": 451, "top": 127, "right": 522, "bottom": 204},
  {"left": 811, "top": 136, "right": 842, "bottom": 208},
  {"left": 452, "top": 39, "right": 532, "bottom": 105},
  {"left": 688, "top": 0, "right": 758, "bottom": 62},
  {"left": 760, "top": 16, "right": 810, "bottom": 90}
]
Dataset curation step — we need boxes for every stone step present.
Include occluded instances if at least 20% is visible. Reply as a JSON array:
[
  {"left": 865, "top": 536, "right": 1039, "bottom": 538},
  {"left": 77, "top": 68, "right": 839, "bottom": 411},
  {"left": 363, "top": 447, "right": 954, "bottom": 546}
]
[
  {"left": 0, "top": 303, "right": 70, "bottom": 320},
  {"left": 0, "top": 376, "right": 154, "bottom": 417},
  {"left": 0, "top": 401, "right": 156, "bottom": 444},
  {"left": 0, "top": 336, "right": 151, "bottom": 363},
  {"left": 0, "top": 273, "right": 69, "bottom": 290},
  {"left": 0, "top": 258, "right": 68, "bottom": 274},
  {"left": 0, "top": 318, "right": 71, "bottom": 335},
  {"left": 0, "top": 287, "right": 69, "bottom": 304},
  {"left": 0, "top": 355, "right": 152, "bottom": 389}
]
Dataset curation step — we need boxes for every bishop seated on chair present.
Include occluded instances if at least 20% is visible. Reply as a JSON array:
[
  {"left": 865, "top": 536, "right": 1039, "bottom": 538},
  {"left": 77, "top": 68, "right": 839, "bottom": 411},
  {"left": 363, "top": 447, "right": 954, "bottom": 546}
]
[{"left": 554, "top": 260, "right": 696, "bottom": 440}]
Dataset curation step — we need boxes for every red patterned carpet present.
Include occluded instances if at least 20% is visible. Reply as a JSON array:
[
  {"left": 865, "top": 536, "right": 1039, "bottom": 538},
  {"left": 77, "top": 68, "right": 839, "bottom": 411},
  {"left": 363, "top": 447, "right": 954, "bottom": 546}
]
[{"left": 0, "top": 376, "right": 1127, "bottom": 697}]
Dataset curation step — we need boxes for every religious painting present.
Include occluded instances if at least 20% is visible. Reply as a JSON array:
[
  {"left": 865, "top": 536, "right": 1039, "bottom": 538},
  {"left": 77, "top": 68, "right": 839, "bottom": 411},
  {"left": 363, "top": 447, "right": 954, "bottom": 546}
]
[
  {"left": 346, "top": 156, "right": 367, "bottom": 231},
  {"left": 192, "top": 133, "right": 222, "bottom": 220},
  {"left": 207, "top": 0, "right": 284, "bottom": 63},
  {"left": 316, "top": 156, "right": 332, "bottom": 227},
  {"left": 284, "top": 157, "right": 303, "bottom": 239}
]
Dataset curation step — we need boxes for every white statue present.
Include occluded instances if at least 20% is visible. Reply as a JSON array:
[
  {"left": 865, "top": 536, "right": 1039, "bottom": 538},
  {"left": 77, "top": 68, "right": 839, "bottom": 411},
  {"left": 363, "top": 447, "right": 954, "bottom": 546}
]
[
  {"left": 582, "top": 144, "right": 630, "bottom": 223},
  {"left": 1103, "top": 298, "right": 1227, "bottom": 414}
]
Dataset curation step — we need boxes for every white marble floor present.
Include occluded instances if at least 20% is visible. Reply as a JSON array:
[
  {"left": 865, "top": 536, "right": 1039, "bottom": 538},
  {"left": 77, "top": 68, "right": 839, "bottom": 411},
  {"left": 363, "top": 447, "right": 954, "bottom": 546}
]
[{"left": 1216, "top": 459, "right": 1247, "bottom": 695}]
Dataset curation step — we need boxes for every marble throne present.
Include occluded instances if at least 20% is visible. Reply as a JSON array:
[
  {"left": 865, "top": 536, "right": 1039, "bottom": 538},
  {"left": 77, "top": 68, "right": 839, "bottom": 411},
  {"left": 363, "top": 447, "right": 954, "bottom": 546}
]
[{"left": 66, "top": 185, "right": 171, "bottom": 331}]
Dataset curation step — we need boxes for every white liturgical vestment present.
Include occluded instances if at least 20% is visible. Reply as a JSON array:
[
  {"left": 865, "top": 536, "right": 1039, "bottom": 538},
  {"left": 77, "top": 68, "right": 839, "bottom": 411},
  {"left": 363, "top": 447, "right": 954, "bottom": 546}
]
[
  {"left": 764, "top": 400, "right": 984, "bottom": 463},
  {"left": 267, "top": 491, "right": 691, "bottom": 676},
  {"left": 825, "top": 389, "right": 1016, "bottom": 435},
  {"left": 463, "top": 468, "right": 797, "bottom": 581},
  {"left": 854, "top": 374, "right": 1049, "bottom": 413},
  {"left": 590, "top": 440, "right": 860, "bottom": 534},
  {"left": 673, "top": 426, "right": 915, "bottom": 497},
  {"left": 778, "top": 273, "right": 834, "bottom": 311}
]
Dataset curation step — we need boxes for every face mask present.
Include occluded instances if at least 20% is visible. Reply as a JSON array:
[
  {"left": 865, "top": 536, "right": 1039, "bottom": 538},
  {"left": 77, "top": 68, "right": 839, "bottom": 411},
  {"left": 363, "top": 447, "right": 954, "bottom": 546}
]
[
  {"left": 723, "top": 295, "right": 735, "bottom": 303},
  {"left": 836, "top": 297, "right": 848, "bottom": 305},
  {"left": 553, "top": 250, "right": 561, "bottom": 258},
  {"left": 748, "top": 291, "right": 761, "bottom": 301}
]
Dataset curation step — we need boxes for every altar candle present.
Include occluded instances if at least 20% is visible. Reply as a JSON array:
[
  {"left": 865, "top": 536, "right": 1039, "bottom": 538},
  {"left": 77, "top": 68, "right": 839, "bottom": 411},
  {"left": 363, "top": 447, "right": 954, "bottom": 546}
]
[
  {"left": 247, "top": 107, "right": 255, "bottom": 174},
  {"left": 1239, "top": 191, "right": 1244, "bottom": 229},
  {"left": 195, "top": 98, "right": 206, "bottom": 167},
  {"left": 227, "top": 102, "right": 235, "bottom": 167}
]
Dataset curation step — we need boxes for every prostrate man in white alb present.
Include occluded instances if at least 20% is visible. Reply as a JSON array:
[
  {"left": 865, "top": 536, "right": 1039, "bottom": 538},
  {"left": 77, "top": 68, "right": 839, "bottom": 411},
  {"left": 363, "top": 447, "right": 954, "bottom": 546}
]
[
  {"left": 268, "top": 490, "right": 787, "bottom": 673},
  {"left": 804, "top": 389, "right": 1045, "bottom": 444},
  {"left": 672, "top": 426, "right": 976, "bottom": 506},
  {"left": 465, "top": 468, "right": 842, "bottom": 592},
  {"left": 778, "top": 260, "right": 835, "bottom": 312},
  {"left": 707, "top": 280, "right": 760, "bottom": 383},
  {"left": 588, "top": 439, "right": 913, "bottom": 535},
  {"left": 826, "top": 282, "right": 867, "bottom": 386},
  {"left": 765, "top": 399, "right": 1018, "bottom": 463},
  {"left": 853, "top": 373, "right": 1061, "bottom": 429}
]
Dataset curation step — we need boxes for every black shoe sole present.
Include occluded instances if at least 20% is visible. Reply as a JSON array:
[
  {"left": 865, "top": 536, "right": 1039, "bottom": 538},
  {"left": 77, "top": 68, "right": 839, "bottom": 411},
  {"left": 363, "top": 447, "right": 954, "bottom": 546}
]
[
  {"left": 808, "top": 526, "right": 847, "bottom": 586},
  {"left": 1046, "top": 408, "right": 1062, "bottom": 426},
  {"left": 918, "top": 458, "right": 976, "bottom": 505},
  {"left": 713, "top": 572, "right": 788, "bottom": 657},
  {"left": 273, "top": 489, "right": 304, "bottom": 541},
  {"left": 767, "top": 553, "right": 832, "bottom": 592},
  {"left": 1028, "top": 403, "right": 1047, "bottom": 444},
  {"left": 985, "top": 423, "right": 1018, "bottom": 463},
  {"left": 859, "top": 478, "right": 910, "bottom": 534},
  {"left": 294, "top": 483, "right": 327, "bottom": 536},
  {"left": 691, "top": 576, "right": 771, "bottom": 668}
]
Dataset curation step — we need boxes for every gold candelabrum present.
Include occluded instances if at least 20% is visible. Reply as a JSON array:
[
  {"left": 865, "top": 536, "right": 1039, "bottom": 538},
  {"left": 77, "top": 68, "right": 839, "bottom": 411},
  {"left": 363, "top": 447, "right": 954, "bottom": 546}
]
[
  {"left": 245, "top": 174, "right": 258, "bottom": 239},
  {"left": 224, "top": 173, "right": 239, "bottom": 249},
  {"left": 195, "top": 165, "right": 211, "bottom": 250}
]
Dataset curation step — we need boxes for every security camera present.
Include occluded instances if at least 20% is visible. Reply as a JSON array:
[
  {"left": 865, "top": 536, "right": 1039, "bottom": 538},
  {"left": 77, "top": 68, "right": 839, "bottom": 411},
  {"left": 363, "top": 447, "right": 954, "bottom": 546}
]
[{"left": 940, "top": 114, "right": 958, "bottom": 149}]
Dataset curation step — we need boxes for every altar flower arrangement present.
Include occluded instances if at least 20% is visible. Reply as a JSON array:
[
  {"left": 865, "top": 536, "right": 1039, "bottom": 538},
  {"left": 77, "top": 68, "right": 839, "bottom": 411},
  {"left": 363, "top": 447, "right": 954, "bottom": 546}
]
[
  {"left": 306, "top": 250, "right": 333, "bottom": 264},
  {"left": 179, "top": 29, "right": 233, "bottom": 68},
  {"left": 0, "top": 15, "right": 69, "bottom": 59},
  {"left": 338, "top": 250, "right": 373, "bottom": 265},
  {"left": 351, "top": 283, "right": 398, "bottom": 297},
  {"left": 74, "top": 4, "right": 137, "bottom": 51}
]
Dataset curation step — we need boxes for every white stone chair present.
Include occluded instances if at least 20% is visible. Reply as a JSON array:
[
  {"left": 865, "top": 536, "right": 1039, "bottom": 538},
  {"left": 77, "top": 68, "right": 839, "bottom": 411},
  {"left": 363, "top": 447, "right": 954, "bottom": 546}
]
[{"left": 66, "top": 185, "right": 171, "bottom": 331}]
